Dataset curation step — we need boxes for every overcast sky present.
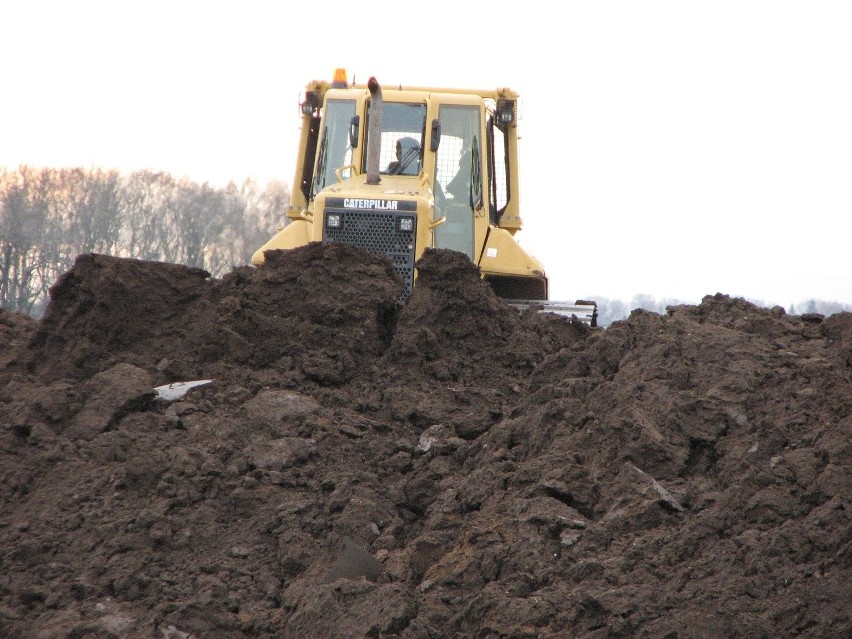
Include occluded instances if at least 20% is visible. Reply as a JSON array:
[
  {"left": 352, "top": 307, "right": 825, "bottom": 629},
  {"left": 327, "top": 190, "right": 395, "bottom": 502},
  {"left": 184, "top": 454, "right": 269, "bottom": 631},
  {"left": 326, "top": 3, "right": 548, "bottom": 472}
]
[{"left": 3, "top": 1, "right": 850, "bottom": 308}]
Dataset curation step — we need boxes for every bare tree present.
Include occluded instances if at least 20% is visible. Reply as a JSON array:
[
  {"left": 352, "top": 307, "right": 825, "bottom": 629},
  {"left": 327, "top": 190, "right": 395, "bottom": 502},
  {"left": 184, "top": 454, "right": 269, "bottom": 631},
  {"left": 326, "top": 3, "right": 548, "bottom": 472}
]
[
  {"left": 203, "top": 178, "right": 291, "bottom": 276},
  {"left": 49, "top": 168, "right": 123, "bottom": 268},
  {"left": 252, "top": 179, "right": 291, "bottom": 243},
  {"left": 0, "top": 167, "right": 53, "bottom": 314}
]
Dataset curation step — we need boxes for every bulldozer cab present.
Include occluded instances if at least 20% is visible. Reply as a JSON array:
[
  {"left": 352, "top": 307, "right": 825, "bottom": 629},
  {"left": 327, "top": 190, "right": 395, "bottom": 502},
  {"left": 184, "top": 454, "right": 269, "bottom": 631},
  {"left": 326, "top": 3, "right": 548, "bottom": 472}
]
[
  {"left": 292, "top": 77, "right": 519, "bottom": 266},
  {"left": 251, "top": 70, "right": 597, "bottom": 325}
]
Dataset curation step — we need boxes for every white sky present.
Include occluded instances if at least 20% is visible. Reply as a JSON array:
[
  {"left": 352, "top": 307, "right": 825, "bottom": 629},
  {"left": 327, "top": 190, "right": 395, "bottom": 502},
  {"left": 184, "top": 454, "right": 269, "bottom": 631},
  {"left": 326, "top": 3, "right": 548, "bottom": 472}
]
[{"left": 2, "top": 1, "right": 851, "bottom": 308}]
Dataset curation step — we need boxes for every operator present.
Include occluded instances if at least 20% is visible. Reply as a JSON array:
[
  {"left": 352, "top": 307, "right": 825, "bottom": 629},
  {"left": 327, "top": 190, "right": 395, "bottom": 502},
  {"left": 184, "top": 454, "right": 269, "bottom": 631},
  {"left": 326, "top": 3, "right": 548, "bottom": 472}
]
[{"left": 387, "top": 137, "right": 421, "bottom": 175}]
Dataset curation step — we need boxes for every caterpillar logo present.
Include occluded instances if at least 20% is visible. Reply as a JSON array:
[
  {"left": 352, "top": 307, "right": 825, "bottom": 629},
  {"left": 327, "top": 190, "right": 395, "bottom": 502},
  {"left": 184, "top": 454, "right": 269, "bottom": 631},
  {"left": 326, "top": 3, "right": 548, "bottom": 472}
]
[{"left": 343, "top": 198, "right": 399, "bottom": 210}]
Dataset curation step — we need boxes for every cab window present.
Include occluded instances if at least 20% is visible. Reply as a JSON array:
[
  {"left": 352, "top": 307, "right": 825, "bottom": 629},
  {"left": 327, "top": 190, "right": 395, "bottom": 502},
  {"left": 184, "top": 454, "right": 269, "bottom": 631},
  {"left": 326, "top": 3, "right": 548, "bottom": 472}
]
[
  {"left": 364, "top": 102, "right": 427, "bottom": 176},
  {"left": 433, "top": 104, "right": 481, "bottom": 258},
  {"left": 313, "top": 99, "right": 356, "bottom": 195}
]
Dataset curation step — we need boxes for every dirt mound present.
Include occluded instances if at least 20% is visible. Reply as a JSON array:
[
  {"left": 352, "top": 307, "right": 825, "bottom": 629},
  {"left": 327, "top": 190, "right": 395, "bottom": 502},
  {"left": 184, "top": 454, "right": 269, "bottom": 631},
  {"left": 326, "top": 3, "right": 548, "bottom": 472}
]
[
  {"left": 25, "top": 244, "right": 402, "bottom": 387},
  {"left": 1, "top": 246, "right": 849, "bottom": 639}
]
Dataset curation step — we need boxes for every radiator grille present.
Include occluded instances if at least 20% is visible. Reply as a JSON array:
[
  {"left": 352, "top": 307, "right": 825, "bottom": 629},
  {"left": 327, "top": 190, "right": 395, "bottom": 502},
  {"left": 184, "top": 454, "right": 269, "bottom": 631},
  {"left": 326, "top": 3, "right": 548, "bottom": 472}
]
[{"left": 323, "top": 208, "right": 417, "bottom": 300}]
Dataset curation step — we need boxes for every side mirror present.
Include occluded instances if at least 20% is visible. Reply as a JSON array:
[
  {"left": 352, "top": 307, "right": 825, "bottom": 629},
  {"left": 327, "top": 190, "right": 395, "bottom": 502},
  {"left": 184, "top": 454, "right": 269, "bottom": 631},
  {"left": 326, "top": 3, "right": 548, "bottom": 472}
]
[
  {"left": 349, "top": 115, "right": 360, "bottom": 149},
  {"left": 430, "top": 119, "right": 441, "bottom": 151}
]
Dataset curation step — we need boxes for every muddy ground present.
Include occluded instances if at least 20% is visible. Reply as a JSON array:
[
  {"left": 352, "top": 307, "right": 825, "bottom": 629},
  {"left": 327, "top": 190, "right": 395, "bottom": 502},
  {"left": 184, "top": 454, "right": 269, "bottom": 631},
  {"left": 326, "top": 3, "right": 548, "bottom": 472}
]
[{"left": 0, "top": 243, "right": 849, "bottom": 639}]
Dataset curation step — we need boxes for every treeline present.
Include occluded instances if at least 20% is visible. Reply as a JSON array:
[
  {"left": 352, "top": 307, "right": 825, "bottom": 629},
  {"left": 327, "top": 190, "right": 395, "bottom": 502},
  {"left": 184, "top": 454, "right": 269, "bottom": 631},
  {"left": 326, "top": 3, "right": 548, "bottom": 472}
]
[
  {"left": 3, "top": 167, "right": 849, "bottom": 323},
  {"left": 1, "top": 166, "right": 289, "bottom": 317}
]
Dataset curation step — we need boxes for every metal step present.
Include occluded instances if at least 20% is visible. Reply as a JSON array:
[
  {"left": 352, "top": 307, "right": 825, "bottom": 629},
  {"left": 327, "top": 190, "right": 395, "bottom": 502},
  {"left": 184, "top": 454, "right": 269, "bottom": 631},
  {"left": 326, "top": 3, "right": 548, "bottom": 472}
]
[{"left": 506, "top": 300, "right": 598, "bottom": 327}]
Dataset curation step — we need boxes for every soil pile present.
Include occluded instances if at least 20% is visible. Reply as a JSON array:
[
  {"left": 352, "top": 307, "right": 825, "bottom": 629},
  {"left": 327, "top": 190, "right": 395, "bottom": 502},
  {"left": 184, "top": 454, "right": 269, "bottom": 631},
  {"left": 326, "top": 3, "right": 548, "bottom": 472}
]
[{"left": 0, "top": 244, "right": 849, "bottom": 639}]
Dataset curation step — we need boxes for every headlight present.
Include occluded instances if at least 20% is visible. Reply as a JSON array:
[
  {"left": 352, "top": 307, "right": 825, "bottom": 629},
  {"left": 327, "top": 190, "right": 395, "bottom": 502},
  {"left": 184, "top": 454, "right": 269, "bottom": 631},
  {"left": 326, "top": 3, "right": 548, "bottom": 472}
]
[
  {"left": 399, "top": 216, "right": 414, "bottom": 232},
  {"left": 327, "top": 213, "right": 341, "bottom": 228}
]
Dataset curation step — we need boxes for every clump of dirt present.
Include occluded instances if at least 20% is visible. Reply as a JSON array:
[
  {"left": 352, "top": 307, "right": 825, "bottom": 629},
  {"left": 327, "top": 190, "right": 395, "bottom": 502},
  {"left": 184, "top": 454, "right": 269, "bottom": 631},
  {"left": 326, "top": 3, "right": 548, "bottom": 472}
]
[
  {"left": 0, "top": 245, "right": 849, "bottom": 639},
  {"left": 0, "top": 308, "right": 36, "bottom": 370}
]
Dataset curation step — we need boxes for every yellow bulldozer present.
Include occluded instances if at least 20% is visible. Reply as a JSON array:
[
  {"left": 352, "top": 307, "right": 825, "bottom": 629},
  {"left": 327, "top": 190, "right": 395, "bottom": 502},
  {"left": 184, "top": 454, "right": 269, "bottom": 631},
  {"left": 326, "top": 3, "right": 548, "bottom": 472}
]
[{"left": 252, "top": 70, "right": 597, "bottom": 326}]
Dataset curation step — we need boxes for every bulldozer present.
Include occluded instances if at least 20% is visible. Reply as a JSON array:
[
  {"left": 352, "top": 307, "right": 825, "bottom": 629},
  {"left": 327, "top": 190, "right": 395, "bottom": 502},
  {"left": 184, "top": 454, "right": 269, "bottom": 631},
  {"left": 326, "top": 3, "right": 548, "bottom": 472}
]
[{"left": 251, "top": 70, "right": 597, "bottom": 326}]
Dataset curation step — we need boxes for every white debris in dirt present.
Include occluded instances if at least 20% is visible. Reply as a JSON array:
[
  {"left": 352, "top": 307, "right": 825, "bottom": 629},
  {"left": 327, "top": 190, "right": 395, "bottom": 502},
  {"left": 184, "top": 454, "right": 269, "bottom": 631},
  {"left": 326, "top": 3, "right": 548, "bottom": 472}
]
[{"left": 154, "top": 379, "right": 214, "bottom": 401}]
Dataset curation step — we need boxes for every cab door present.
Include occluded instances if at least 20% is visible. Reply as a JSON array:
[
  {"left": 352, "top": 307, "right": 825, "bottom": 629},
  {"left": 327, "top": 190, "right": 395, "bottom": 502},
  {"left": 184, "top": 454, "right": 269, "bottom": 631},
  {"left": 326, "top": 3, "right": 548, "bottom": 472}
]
[{"left": 432, "top": 103, "right": 484, "bottom": 260}]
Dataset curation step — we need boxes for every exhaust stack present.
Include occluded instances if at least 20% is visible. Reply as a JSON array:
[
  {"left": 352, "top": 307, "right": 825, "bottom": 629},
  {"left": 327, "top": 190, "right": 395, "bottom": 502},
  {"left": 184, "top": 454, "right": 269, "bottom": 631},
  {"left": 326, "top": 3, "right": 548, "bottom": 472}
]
[{"left": 366, "top": 77, "right": 382, "bottom": 185}]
